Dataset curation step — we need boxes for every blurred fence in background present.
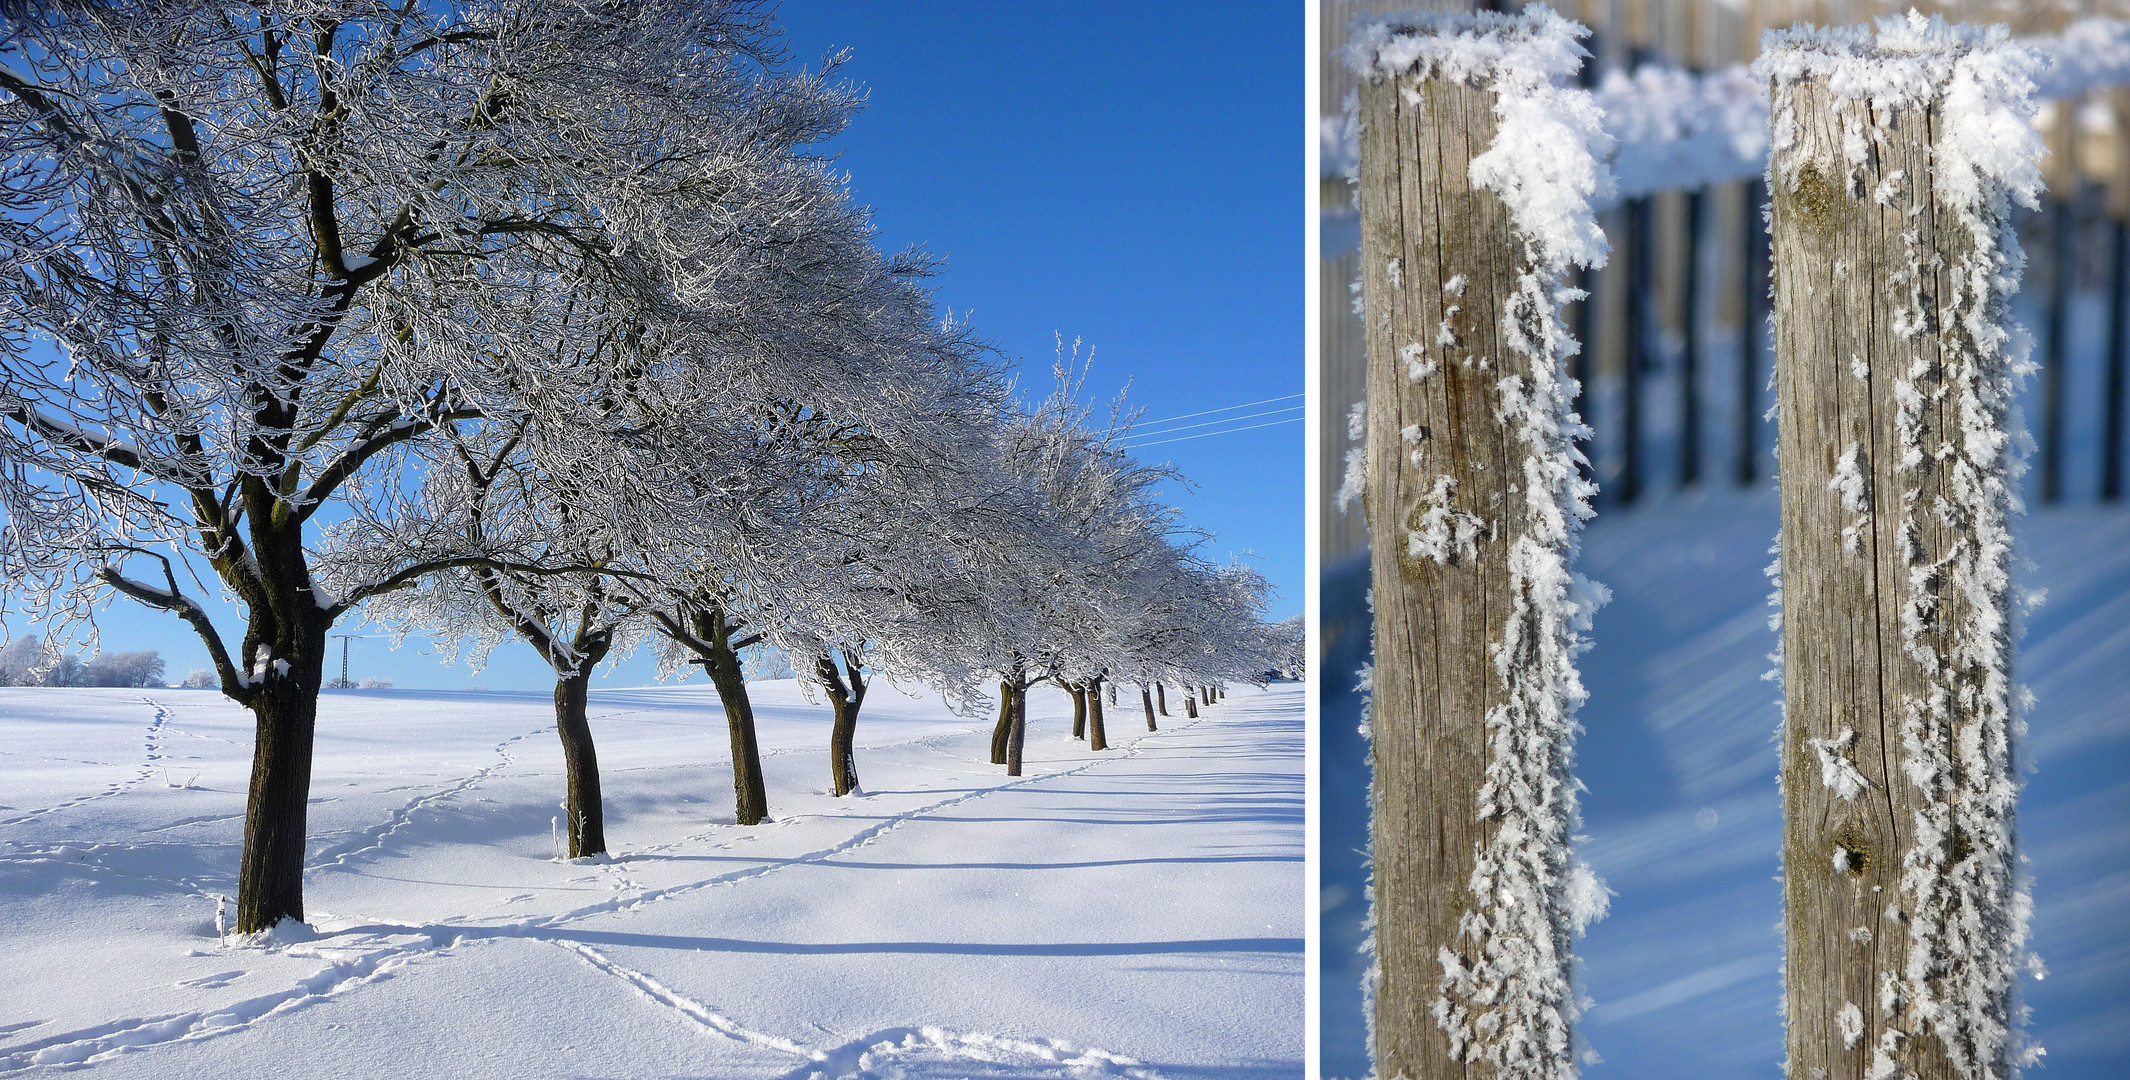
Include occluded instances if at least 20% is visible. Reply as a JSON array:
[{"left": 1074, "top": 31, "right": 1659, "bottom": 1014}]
[{"left": 1321, "top": 0, "right": 2130, "bottom": 562}]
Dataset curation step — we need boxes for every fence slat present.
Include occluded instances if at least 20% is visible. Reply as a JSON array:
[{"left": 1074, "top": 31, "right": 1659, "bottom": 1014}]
[
  {"left": 2108, "top": 217, "right": 2129, "bottom": 500},
  {"left": 1620, "top": 195, "right": 1650, "bottom": 504},
  {"left": 1680, "top": 186, "right": 1706, "bottom": 486},
  {"left": 2042, "top": 198, "right": 2073, "bottom": 502}
]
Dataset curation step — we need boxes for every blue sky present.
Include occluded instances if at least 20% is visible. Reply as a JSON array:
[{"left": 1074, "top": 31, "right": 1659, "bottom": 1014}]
[{"left": 38, "top": 2, "right": 1304, "bottom": 691}]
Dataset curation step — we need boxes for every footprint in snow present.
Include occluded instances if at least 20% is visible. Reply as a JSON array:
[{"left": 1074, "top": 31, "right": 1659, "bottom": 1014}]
[{"left": 176, "top": 971, "right": 244, "bottom": 989}]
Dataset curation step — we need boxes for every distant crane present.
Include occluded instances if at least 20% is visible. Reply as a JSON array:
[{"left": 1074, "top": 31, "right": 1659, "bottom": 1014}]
[{"left": 329, "top": 634, "right": 379, "bottom": 689}]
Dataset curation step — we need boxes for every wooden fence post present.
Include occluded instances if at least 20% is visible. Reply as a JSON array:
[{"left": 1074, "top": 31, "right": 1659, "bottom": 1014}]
[
  {"left": 1680, "top": 185, "right": 1706, "bottom": 487},
  {"left": 1349, "top": 10, "right": 1610, "bottom": 1078},
  {"left": 1620, "top": 194, "right": 1650, "bottom": 504},
  {"left": 2106, "top": 87, "right": 2130, "bottom": 501},
  {"left": 1760, "top": 19, "right": 2042, "bottom": 1080}
]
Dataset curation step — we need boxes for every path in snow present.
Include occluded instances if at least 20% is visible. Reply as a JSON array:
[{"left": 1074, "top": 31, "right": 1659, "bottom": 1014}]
[{"left": 0, "top": 679, "right": 1300, "bottom": 1079}]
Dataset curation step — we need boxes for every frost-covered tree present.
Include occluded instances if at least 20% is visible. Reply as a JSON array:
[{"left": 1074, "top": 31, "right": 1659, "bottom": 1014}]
[
  {"left": 0, "top": 0, "right": 857, "bottom": 931},
  {"left": 325, "top": 419, "right": 653, "bottom": 858},
  {"left": 0, "top": 634, "right": 43, "bottom": 686},
  {"left": 956, "top": 355, "right": 1287, "bottom": 768},
  {"left": 80, "top": 649, "right": 164, "bottom": 687},
  {"left": 777, "top": 437, "right": 1023, "bottom": 796}
]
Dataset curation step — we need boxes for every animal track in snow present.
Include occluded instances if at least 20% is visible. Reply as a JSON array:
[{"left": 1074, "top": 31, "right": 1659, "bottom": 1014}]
[
  {"left": 304, "top": 724, "right": 552, "bottom": 874},
  {"left": 0, "top": 698, "right": 169, "bottom": 830}
]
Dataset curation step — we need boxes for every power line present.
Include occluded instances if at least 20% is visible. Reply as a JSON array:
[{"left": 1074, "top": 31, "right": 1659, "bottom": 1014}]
[
  {"left": 1125, "top": 415, "right": 1302, "bottom": 449},
  {"left": 1131, "top": 393, "right": 1303, "bottom": 434},
  {"left": 1121, "top": 405, "right": 1303, "bottom": 442}
]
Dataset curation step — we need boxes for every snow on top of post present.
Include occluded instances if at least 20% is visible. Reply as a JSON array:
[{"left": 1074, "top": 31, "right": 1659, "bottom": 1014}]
[
  {"left": 1755, "top": 11, "right": 2043, "bottom": 222},
  {"left": 1345, "top": 5, "right": 1614, "bottom": 275}
]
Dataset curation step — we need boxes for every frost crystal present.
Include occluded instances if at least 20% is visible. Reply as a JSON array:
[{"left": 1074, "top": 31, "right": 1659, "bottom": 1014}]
[
  {"left": 1337, "top": 401, "right": 1368, "bottom": 514},
  {"left": 1840, "top": 1002, "right": 1866, "bottom": 1050},
  {"left": 1830, "top": 442, "right": 1872, "bottom": 556},
  {"left": 1808, "top": 726, "right": 1869, "bottom": 800},
  {"left": 1408, "top": 476, "right": 1487, "bottom": 565},
  {"left": 1402, "top": 342, "right": 1437, "bottom": 381}
]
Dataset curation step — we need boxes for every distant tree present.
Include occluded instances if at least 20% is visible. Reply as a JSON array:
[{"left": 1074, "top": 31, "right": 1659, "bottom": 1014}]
[
  {"left": 80, "top": 650, "right": 164, "bottom": 687},
  {"left": 742, "top": 646, "right": 797, "bottom": 682},
  {"left": 182, "top": 669, "right": 216, "bottom": 688},
  {"left": 41, "top": 652, "right": 82, "bottom": 687},
  {"left": 1269, "top": 614, "right": 1304, "bottom": 679},
  {"left": 0, "top": 635, "right": 41, "bottom": 686},
  {"left": 356, "top": 677, "right": 391, "bottom": 690}
]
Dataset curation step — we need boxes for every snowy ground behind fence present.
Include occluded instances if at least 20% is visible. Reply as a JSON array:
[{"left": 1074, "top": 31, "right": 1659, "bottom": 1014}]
[{"left": 1322, "top": 493, "right": 2130, "bottom": 1079}]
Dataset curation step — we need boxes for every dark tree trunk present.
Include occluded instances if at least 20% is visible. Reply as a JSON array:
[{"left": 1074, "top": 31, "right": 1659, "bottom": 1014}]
[
  {"left": 235, "top": 668, "right": 322, "bottom": 933},
  {"left": 1156, "top": 682, "right": 1169, "bottom": 716},
  {"left": 990, "top": 679, "right": 1013, "bottom": 765},
  {"left": 816, "top": 651, "right": 866, "bottom": 797},
  {"left": 1141, "top": 685, "right": 1157, "bottom": 731},
  {"left": 1184, "top": 691, "right": 1198, "bottom": 719},
  {"left": 1004, "top": 680, "right": 1028, "bottom": 777},
  {"left": 1087, "top": 675, "right": 1108, "bottom": 751},
  {"left": 553, "top": 669, "right": 606, "bottom": 858},
  {"left": 700, "top": 630, "right": 770, "bottom": 825}
]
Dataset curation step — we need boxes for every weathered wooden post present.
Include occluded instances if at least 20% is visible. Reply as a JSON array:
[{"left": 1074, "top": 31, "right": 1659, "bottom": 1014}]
[
  {"left": 1759, "top": 16, "right": 2043, "bottom": 1080},
  {"left": 1348, "top": 9, "right": 1612, "bottom": 1078}
]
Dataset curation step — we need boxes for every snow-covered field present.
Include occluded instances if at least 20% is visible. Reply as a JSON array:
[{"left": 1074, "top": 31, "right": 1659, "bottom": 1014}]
[
  {"left": 1323, "top": 493, "right": 2130, "bottom": 1079},
  {"left": 0, "top": 680, "right": 1302, "bottom": 1079}
]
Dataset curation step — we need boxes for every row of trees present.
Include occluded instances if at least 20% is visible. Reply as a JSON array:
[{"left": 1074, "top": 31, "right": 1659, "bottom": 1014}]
[
  {"left": 0, "top": 1, "right": 1290, "bottom": 933},
  {"left": 0, "top": 635, "right": 163, "bottom": 687}
]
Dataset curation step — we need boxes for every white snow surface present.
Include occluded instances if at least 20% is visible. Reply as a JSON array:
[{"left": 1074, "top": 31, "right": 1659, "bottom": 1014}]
[{"left": 0, "top": 680, "right": 1301, "bottom": 1078}]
